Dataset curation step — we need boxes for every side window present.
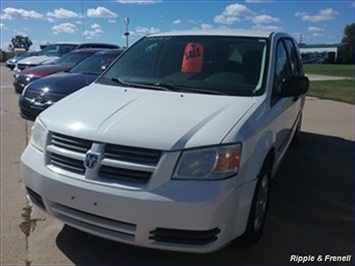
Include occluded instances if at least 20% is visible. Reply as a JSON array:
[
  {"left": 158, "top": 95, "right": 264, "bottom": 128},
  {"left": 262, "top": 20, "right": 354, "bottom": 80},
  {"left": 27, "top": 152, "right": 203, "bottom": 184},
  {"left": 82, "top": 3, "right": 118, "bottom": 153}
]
[
  {"left": 284, "top": 39, "right": 300, "bottom": 75},
  {"left": 273, "top": 41, "right": 290, "bottom": 96}
]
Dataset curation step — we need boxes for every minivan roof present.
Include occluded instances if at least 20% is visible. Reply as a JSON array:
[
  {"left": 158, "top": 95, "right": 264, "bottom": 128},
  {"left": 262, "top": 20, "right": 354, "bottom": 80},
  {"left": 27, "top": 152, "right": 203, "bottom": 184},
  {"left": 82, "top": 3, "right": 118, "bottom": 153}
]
[{"left": 149, "top": 29, "right": 275, "bottom": 38}]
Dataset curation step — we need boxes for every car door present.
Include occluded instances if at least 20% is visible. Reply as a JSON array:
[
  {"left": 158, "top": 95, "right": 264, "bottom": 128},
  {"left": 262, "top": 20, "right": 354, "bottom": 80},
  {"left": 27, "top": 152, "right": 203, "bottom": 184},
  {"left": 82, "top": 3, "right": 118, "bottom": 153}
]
[{"left": 272, "top": 38, "right": 303, "bottom": 165}]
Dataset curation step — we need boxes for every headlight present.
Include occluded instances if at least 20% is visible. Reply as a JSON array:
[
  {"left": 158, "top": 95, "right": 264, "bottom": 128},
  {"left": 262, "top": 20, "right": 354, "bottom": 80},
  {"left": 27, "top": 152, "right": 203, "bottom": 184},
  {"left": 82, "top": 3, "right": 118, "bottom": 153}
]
[
  {"left": 173, "top": 144, "right": 242, "bottom": 180},
  {"left": 30, "top": 119, "right": 47, "bottom": 152}
]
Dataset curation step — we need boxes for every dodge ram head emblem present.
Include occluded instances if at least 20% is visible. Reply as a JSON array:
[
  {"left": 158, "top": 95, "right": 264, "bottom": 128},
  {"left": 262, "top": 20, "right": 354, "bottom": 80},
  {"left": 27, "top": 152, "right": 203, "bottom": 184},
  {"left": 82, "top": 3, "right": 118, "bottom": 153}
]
[{"left": 84, "top": 152, "right": 99, "bottom": 169}]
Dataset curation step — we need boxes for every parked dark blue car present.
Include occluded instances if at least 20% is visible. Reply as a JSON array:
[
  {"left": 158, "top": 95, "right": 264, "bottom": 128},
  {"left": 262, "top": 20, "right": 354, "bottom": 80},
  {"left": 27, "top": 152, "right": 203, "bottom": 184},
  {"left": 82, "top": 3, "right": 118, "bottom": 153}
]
[{"left": 19, "top": 49, "right": 124, "bottom": 121}]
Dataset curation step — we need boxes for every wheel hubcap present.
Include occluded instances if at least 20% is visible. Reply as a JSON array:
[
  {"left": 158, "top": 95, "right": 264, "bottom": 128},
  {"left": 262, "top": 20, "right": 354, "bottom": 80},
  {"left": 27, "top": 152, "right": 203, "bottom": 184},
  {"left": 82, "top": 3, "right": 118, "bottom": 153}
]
[{"left": 254, "top": 174, "right": 269, "bottom": 232}]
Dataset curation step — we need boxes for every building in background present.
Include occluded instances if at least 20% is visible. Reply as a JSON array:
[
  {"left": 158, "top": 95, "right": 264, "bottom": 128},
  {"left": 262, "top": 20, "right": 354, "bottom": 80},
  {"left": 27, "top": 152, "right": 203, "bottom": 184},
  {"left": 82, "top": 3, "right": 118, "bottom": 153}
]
[{"left": 299, "top": 43, "right": 343, "bottom": 64}]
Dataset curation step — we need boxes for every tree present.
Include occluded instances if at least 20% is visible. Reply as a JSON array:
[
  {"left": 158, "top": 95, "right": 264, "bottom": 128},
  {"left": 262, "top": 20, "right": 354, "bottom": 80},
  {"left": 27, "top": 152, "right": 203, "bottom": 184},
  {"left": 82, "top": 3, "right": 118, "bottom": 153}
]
[
  {"left": 339, "top": 23, "right": 355, "bottom": 64},
  {"left": 10, "top": 35, "right": 33, "bottom": 51}
]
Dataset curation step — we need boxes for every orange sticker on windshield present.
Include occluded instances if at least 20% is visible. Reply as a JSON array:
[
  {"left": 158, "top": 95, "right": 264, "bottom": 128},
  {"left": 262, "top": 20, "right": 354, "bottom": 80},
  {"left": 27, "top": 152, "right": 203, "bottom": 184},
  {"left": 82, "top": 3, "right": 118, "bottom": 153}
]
[{"left": 181, "top": 43, "right": 204, "bottom": 73}]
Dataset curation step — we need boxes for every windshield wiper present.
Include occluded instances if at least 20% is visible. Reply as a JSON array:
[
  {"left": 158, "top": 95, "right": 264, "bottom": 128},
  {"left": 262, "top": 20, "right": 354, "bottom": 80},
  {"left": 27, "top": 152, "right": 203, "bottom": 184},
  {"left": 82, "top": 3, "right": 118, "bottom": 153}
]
[
  {"left": 128, "top": 82, "right": 172, "bottom": 91},
  {"left": 111, "top": 77, "right": 130, "bottom": 87},
  {"left": 80, "top": 72, "right": 98, "bottom": 75},
  {"left": 111, "top": 79, "right": 171, "bottom": 91},
  {"left": 100, "top": 78, "right": 170, "bottom": 91},
  {"left": 154, "top": 82, "right": 224, "bottom": 95}
]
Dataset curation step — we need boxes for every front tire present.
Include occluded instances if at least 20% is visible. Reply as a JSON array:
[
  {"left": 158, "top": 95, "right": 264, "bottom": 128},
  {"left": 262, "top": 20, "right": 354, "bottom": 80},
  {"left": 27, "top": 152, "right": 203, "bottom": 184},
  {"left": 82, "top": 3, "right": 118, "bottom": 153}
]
[{"left": 240, "top": 160, "right": 271, "bottom": 246}]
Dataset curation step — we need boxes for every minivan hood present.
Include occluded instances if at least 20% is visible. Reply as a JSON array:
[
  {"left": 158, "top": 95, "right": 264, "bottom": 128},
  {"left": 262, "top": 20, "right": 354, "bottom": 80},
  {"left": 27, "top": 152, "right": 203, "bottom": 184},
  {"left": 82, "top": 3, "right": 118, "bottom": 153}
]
[
  {"left": 41, "top": 83, "right": 255, "bottom": 151},
  {"left": 17, "top": 55, "right": 59, "bottom": 65}
]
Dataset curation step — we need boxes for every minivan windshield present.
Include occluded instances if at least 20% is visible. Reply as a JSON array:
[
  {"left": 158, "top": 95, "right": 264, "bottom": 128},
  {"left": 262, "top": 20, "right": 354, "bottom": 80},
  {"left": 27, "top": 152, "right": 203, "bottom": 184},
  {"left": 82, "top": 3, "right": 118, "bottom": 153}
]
[{"left": 99, "top": 35, "right": 268, "bottom": 96}]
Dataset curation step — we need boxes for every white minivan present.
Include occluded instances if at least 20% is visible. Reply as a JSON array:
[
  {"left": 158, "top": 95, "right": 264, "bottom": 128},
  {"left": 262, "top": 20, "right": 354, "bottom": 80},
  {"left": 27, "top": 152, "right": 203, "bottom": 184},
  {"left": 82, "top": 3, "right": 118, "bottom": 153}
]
[{"left": 21, "top": 30, "right": 309, "bottom": 253}]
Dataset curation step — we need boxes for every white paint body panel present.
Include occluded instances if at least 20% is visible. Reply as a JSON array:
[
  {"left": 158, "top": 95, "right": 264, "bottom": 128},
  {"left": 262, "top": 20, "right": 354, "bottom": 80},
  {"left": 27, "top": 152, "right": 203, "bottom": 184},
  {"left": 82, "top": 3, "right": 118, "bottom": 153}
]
[{"left": 40, "top": 84, "right": 255, "bottom": 151}]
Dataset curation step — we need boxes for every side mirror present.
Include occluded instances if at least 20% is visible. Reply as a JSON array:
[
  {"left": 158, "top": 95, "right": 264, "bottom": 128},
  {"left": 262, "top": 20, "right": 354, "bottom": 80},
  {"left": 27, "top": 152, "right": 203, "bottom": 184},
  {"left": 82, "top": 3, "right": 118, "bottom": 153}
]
[{"left": 281, "top": 76, "right": 309, "bottom": 97}]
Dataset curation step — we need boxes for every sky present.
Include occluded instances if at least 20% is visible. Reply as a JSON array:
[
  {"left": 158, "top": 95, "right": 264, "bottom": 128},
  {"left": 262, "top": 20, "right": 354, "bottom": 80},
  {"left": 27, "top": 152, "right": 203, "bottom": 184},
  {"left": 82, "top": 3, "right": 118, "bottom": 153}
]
[{"left": 1, "top": 0, "right": 354, "bottom": 50}]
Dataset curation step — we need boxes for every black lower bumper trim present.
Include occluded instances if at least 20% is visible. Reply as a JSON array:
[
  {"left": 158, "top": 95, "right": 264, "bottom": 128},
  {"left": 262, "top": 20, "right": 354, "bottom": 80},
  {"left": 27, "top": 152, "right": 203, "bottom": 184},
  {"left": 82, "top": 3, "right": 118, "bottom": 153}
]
[
  {"left": 149, "top": 227, "right": 221, "bottom": 245},
  {"left": 26, "top": 186, "right": 46, "bottom": 211}
]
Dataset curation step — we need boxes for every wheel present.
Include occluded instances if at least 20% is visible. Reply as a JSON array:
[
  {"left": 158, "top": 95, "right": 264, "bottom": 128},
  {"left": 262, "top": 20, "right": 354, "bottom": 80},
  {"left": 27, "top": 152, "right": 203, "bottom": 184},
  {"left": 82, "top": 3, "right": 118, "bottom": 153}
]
[
  {"left": 291, "top": 113, "right": 302, "bottom": 144},
  {"left": 240, "top": 160, "right": 271, "bottom": 246}
]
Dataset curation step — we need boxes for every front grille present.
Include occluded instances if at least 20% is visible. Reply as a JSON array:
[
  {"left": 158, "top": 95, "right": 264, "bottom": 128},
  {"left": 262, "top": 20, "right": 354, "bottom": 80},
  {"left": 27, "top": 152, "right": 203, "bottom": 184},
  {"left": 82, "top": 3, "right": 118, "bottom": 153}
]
[
  {"left": 25, "top": 90, "right": 65, "bottom": 103},
  {"left": 47, "top": 132, "right": 163, "bottom": 185},
  {"left": 149, "top": 227, "right": 221, "bottom": 245},
  {"left": 51, "top": 133, "right": 92, "bottom": 153},
  {"left": 99, "top": 165, "right": 152, "bottom": 183},
  {"left": 50, "top": 153, "right": 85, "bottom": 174},
  {"left": 105, "top": 144, "right": 162, "bottom": 164}
]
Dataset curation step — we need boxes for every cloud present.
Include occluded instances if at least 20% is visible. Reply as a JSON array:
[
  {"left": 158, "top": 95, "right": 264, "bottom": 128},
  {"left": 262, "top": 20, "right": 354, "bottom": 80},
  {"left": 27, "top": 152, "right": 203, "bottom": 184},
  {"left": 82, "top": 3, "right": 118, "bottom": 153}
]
[
  {"left": 117, "top": 0, "right": 162, "bottom": 4},
  {"left": 84, "top": 29, "right": 104, "bottom": 39},
  {"left": 223, "top": 3, "right": 254, "bottom": 16},
  {"left": 251, "top": 14, "right": 280, "bottom": 24},
  {"left": 84, "top": 24, "right": 104, "bottom": 39},
  {"left": 108, "top": 19, "right": 117, "bottom": 23},
  {"left": 252, "top": 24, "right": 282, "bottom": 31},
  {"left": 90, "top": 23, "right": 101, "bottom": 30},
  {"left": 312, "top": 32, "right": 324, "bottom": 37},
  {"left": 47, "top": 8, "right": 79, "bottom": 19},
  {"left": 245, "top": 0, "right": 273, "bottom": 2},
  {"left": 173, "top": 19, "right": 182, "bottom": 25},
  {"left": 52, "top": 23, "right": 77, "bottom": 35},
  {"left": 1, "top": 7, "right": 43, "bottom": 20},
  {"left": 76, "top": 20, "right": 83, "bottom": 24},
  {"left": 135, "top": 26, "right": 160, "bottom": 36},
  {"left": 201, "top": 23, "right": 213, "bottom": 29},
  {"left": 295, "top": 8, "right": 339, "bottom": 22},
  {"left": 87, "top": 6, "right": 118, "bottom": 18},
  {"left": 0, "top": 23, "right": 7, "bottom": 30},
  {"left": 47, "top": 17, "right": 55, "bottom": 23},
  {"left": 308, "top": 26, "right": 323, "bottom": 32},
  {"left": 214, "top": 3, "right": 254, "bottom": 25},
  {"left": 214, "top": 15, "right": 240, "bottom": 25}
]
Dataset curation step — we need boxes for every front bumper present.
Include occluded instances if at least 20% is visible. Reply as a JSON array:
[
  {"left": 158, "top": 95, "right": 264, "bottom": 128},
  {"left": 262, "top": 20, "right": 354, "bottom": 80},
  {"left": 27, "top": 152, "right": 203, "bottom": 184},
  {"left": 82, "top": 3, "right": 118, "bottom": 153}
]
[{"left": 21, "top": 144, "right": 256, "bottom": 253}]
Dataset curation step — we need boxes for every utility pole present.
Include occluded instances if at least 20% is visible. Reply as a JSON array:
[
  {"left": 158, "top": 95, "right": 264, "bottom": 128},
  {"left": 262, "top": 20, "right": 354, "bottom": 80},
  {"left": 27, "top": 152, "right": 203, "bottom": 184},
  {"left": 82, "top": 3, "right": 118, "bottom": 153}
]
[
  {"left": 81, "top": 0, "right": 86, "bottom": 42},
  {"left": 124, "top": 17, "right": 130, "bottom": 48}
]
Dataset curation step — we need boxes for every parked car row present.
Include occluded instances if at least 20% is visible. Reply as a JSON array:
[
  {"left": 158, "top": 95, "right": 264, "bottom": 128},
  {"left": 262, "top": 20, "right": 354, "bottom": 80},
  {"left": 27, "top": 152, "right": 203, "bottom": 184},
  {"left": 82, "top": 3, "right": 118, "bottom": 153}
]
[
  {"left": 19, "top": 49, "right": 124, "bottom": 120},
  {"left": 13, "top": 48, "right": 105, "bottom": 94},
  {"left": 7, "top": 43, "right": 122, "bottom": 121},
  {"left": 20, "top": 30, "right": 309, "bottom": 253},
  {"left": 6, "top": 42, "right": 120, "bottom": 74},
  {"left": 6, "top": 50, "right": 40, "bottom": 70}
]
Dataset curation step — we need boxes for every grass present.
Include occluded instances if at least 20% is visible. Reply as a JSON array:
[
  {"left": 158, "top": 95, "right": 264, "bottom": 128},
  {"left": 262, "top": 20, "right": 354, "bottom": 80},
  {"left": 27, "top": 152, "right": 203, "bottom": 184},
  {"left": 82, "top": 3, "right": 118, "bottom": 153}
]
[
  {"left": 304, "top": 64, "right": 355, "bottom": 78},
  {"left": 308, "top": 79, "right": 354, "bottom": 104}
]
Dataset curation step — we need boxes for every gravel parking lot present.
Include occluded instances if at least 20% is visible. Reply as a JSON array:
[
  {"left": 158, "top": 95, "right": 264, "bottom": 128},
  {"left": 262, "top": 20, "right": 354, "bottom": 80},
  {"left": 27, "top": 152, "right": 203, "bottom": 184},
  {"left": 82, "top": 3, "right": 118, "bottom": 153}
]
[{"left": 1, "top": 63, "right": 354, "bottom": 265}]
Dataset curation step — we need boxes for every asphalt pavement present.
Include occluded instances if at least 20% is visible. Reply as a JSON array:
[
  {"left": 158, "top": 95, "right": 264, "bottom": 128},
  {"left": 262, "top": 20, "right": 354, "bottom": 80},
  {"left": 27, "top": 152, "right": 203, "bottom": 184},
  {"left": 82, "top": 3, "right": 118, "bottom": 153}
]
[{"left": 1, "top": 63, "right": 354, "bottom": 265}]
